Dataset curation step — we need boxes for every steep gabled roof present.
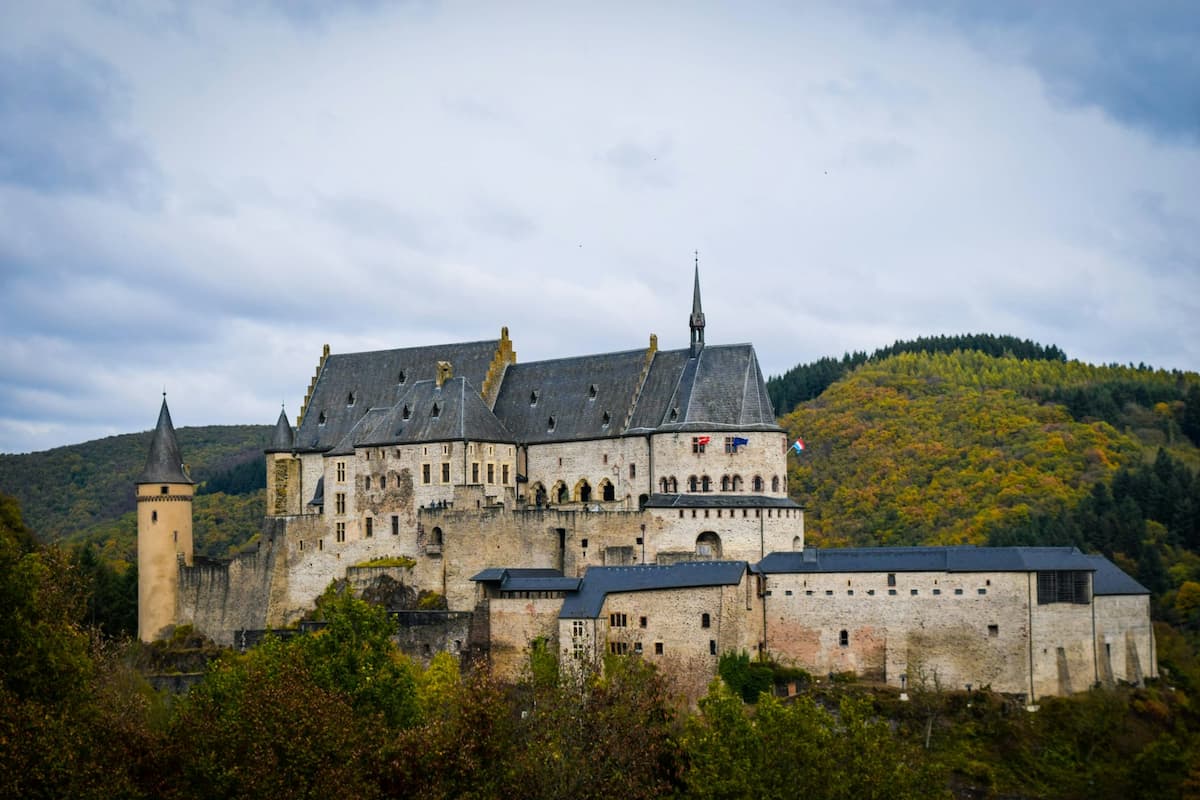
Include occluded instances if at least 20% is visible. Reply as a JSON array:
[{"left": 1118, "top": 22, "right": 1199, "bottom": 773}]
[
  {"left": 294, "top": 339, "right": 500, "bottom": 452},
  {"left": 355, "top": 377, "right": 514, "bottom": 447},
  {"left": 138, "top": 398, "right": 192, "bottom": 484},
  {"left": 493, "top": 348, "right": 648, "bottom": 442},
  {"left": 757, "top": 546, "right": 1098, "bottom": 575},
  {"left": 653, "top": 344, "right": 780, "bottom": 432},
  {"left": 559, "top": 561, "right": 748, "bottom": 618}
]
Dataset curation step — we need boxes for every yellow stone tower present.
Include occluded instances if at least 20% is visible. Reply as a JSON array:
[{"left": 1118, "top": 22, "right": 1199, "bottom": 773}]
[
  {"left": 136, "top": 396, "right": 194, "bottom": 642},
  {"left": 265, "top": 405, "right": 300, "bottom": 516}
]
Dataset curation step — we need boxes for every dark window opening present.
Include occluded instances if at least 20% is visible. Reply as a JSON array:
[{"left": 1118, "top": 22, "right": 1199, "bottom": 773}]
[
  {"left": 988, "top": 624, "right": 999, "bottom": 638},
  {"left": 709, "top": 640, "right": 717, "bottom": 655},
  {"left": 398, "top": 370, "right": 406, "bottom": 384},
  {"left": 701, "top": 613, "right": 711, "bottom": 628},
  {"left": 160, "top": 485, "right": 169, "bottom": 495},
  {"left": 655, "top": 642, "right": 663, "bottom": 655},
  {"left": 1037, "top": 571, "right": 1089, "bottom": 604},
  {"left": 887, "top": 573, "right": 896, "bottom": 587},
  {"left": 839, "top": 629, "right": 849, "bottom": 647}
]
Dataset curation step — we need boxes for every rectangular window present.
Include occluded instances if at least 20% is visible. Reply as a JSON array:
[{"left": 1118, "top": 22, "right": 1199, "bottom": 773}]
[
  {"left": 954, "top": 588, "right": 963, "bottom": 595},
  {"left": 629, "top": 463, "right": 636, "bottom": 479},
  {"left": 335, "top": 493, "right": 346, "bottom": 514},
  {"left": 887, "top": 573, "right": 896, "bottom": 587},
  {"left": 654, "top": 642, "right": 663, "bottom": 655},
  {"left": 573, "top": 642, "right": 586, "bottom": 660},
  {"left": 502, "top": 464, "right": 510, "bottom": 484},
  {"left": 422, "top": 464, "right": 431, "bottom": 484},
  {"left": 709, "top": 640, "right": 717, "bottom": 655},
  {"left": 988, "top": 624, "right": 999, "bottom": 638},
  {"left": 391, "top": 515, "right": 399, "bottom": 536},
  {"left": 572, "top": 620, "right": 585, "bottom": 637},
  {"left": 336, "top": 522, "right": 345, "bottom": 542},
  {"left": 634, "top": 642, "right": 643, "bottom": 654},
  {"left": 318, "top": 539, "right": 323, "bottom": 550},
  {"left": 609, "top": 612, "right": 628, "bottom": 628},
  {"left": 692, "top": 437, "right": 707, "bottom": 454},
  {"left": 608, "top": 641, "right": 629, "bottom": 655},
  {"left": 299, "top": 540, "right": 304, "bottom": 551},
  {"left": 441, "top": 444, "right": 449, "bottom": 455},
  {"left": 581, "top": 538, "right": 588, "bottom": 549},
  {"left": 336, "top": 461, "right": 345, "bottom": 482},
  {"left": 639, "top": 616, "right": 647, "bottom": 628},
  {"left": 365, "top": 518, "right": 373, "bottom": 538},
  {"left": 441, "top": 462, "right": 451, "bottom": 483},
  {"left": 1037, "top": 571, "right": 1090, "bottom": 604},
  {"left": 472, "top": 463, "right": 480, "bottom": 483},
  {"left": 487, "top": 463, "right": 495, "bottom": 484}
]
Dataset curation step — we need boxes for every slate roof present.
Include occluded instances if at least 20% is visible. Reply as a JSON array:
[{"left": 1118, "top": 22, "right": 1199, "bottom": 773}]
[
  {"left": 138, "top": 398, "right": 192, "bottom": 484},
  {"left": 470, "top": 568, "right": 582, "bottom": 592},
  {"left": 559, "top": 561, "right": 748, "bottom": 619},
  {"left": 1087, "top": 554, "right": 1151, "bottom": 596},
  {"left": 267, "top": 407, "right": 295, "bottom": 453},
  {"left": 353, "top": 377, "right": 513, "bottom": 449},
  {"left": 632, "top": 345, "right": 780, "bottom": 433},
  {"left": 757, "top": 546, "right": 1099, "bottom": 574},
  {"left": 643, "top": 493, "right": 802, "bottom": 509},
  {"left": 294, "top": 339, "right": 500, "bottom": 452}
]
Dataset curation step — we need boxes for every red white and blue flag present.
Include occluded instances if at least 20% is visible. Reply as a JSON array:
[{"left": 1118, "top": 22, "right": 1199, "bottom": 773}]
[{"left": 791, "top": 438, "right": 805, "bottom": 454}]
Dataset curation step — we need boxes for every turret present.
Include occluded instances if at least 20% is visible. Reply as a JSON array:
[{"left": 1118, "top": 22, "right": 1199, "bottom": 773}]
[
  {"left": 266, "top": 406, "right": 302, "bottom": 516},
  {"left": 689, "top": 256, "right": 705, "bottom": 358},
  {"left": 136, "top": 396, "right": 194, "bottom": 642}
]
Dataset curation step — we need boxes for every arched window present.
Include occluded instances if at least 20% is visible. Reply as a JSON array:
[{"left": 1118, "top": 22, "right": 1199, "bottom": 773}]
[
  {"left": 529, "top": 482, "right": 547, "bottom": 505},
  {"left": 151, "top": 510, "right": 157, "bottom": 523},
  {"left": 701, "top": 613, "right": 711, "bottom": 628},
  {"left": 839, "top": 629, "right": 849, "bottom": 647},
  {"left": 688, "top": 475, "right": 699, "bottom": 492},
  {"left": 600, "top": 479, "right": 615, "bottom": 502},
  {"left": 660, "top": 477, "right": 669, "bottom": 493},
  {"left": 668, "top": 477, "right": 678, "bottom": 493},
  {"left": 792, "top": 535, "right": 802, "bottom": 551},
  {"left": 576, "top": 479, "right": 592, "bottom": 503},
  {"left": 771, "top": 475, "right": 780, "bottom": 492},
  {"left": 552, "top": 481, "right": 568, "bottom": 504},
  {"left": 732, "top": 475, "right": 743, "bottom": 491},
  {"left": 696, "top": 532, "right": 722, "bottom": 559},
  {"left": 431, "top": 527, "right": 444, "bottom": 546},
  {"left": 721, "top": 475, "right": 730, "bottom": 491},
  {"left": 752, "top": 475, "right": 764, "bottom": 492},
  {"left": 701, "top": 475, "right": 711, "bottom": 492}
]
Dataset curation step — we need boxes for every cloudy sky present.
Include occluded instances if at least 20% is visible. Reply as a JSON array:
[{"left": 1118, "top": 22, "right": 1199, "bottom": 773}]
[{"left": 1, "top": 1, "right": 1197, "bottom": 454}]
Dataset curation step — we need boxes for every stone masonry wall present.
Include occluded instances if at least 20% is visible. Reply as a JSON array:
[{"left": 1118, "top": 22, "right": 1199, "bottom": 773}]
[{"left": 1094, "top": 594, "right": 1156, "bottom": 686}]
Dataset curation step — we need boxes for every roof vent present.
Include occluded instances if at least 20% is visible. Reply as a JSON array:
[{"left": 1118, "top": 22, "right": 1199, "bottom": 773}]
[
  {"left": 402, "top": 404, "right": 411, "bottom": 421},
  {"left": 431, "top": 402, "right": 440, "bottom": 419},
  {"left": 601, "top": 411, "right": 610, "bottom": 428},
  {"left": 588, "top": 384, "right": 598, "bottom": 400},
  {"left": 669, "top": 407, "right": 679, "bottom": 422},
  {"left": 530, "top": 390, "right": 539, "bottom": 406},
  {"left": 548, "top": 415, "right": 556, "bottom": 432},
  {"left": 347, "top": 392, "right": 355, "bottom": 407},
  {"left": 398, "top": 370, "right": 406, "bottom": 385},
  {"left": 318, "top": 411, "right": 327, "bottom": 425}
]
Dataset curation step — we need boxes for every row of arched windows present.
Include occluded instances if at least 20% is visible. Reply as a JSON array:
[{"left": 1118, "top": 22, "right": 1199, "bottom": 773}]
[
  {"left": 528, "top": 478, "right": 618, "bottom": 505},
  {"left": 659, "top": 474, "right": 782, "bottom": 494}
]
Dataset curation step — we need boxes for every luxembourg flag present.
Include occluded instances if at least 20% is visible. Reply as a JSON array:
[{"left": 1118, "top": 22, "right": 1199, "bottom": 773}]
[{"left": 791, "top": 438, "right": 805, "bottom": 455}]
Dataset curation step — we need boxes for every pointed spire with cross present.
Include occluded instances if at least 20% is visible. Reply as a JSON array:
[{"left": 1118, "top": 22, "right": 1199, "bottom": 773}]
[{"left": 689, "top": 250, "right": 705, "bottom": 357}]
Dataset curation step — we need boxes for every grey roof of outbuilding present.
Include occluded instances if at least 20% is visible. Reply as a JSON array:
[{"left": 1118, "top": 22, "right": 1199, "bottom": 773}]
[
  {"left": 267, "top": 408, "right": 295, "bottom": 452},
  {"left": 492, "top": 348, "right": 649, "bottom": 442},
  {"left": 470, "top": 568, "right": 582, "bottom": 592},
  {"left": 559, "top": 561, "right": 748, "bottom": 619},
  {"left": 1087, "top": 554, "right": 1150, "bottom": 596},
  {"left": 644, "top": 493, "right": 802, "bottom": 509},
  {"left": 307, "top": 475, "right": 324, "bottom": 507},
  {"left": 138, "top": 399, "right": 192, "bottom": 484},
  {"left": 757, "top": 546, "right": 1098, "bottom": 574},
  {"left": 293, "top": 339, "right": 500, "bottom": 452},
  {"left": 353, "top": 377, "right": 514, "bottom": 448}
]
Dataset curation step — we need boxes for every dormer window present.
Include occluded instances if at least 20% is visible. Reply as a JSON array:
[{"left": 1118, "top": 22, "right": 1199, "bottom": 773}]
[
  {"left": 548, "top": 416, "right": 556, "bottom": 432},
  {"left": 669, "top": 407, "right": 679, "bottom": 422},
  {"left": 601, "top": 411, "right": 610, "bottom": 428},
  {"left": 398, "top": 370, "right": 406, "bottom": 385},
  {"left": 588, "top": 384, "right": 598, "bottom": 400},
  {"left": 431, "top": 402, "right": 440, "bottom": 419},
  {"left": 402, "top": 404, "right": 411, "bottom": 420},
  {"left": 347, "top": 392, "right": 356, "bottom": 407},
  {"left": 318, "top": 411, "right": 327, "bottom": 425},
  {"left": 530, "top": 390, "right": 539, "bottom": 406}
]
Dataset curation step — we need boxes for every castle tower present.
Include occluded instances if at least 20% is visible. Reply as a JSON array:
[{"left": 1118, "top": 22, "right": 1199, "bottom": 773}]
[
  {"left": 136, "top": 396, "right": 194, "bottom": 642},
  {"left": 265, "top": 405, "right": 301, "bottom": 516},
  {"left": 689, "top": 257, "right": 706, "bottom": 357}
]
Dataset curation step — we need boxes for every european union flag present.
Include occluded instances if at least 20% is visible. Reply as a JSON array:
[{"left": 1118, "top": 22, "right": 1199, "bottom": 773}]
[{"left": 732, "top": 436, "right": 749, "bottom": 448}]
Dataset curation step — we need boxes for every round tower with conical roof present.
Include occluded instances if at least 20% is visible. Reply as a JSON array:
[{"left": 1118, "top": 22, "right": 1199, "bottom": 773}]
[
  {"left": 265, "top": 405, "right": 301, "bottom": 516},
  {"left": 136, "top": 396, "right": 194, "bottom": 642}
]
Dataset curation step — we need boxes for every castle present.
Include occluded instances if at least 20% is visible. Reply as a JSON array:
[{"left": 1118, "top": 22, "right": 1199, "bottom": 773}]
[{"left": 137, "top": 269, "right": 1156, "bottom": 701}]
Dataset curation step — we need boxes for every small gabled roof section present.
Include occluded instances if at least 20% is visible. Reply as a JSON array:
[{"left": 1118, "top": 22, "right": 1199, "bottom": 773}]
[
  {"left": 560, "top": 561, "right": 749, "bottom": 619},
  {"left": 470, "top": 567, "right": 582, "bottom": 593},
  {"left": 137, "top": 398, "right": 192, "bottom": 484},
  {"left": 757, "top": 546, "right": 1097, "bottom": 575},
  {"left": 266, "top": 407, "right": 295, "bottom": 453},
  {"left": 1087, "top": 554, "right": 1151, "bottom": 596}
]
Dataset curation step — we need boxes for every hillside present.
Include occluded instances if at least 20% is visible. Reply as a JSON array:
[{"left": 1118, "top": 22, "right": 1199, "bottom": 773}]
[
  {"left": 782, "top": 351, "right": 1200, "bottom": 550},
  {"left": 0, "top": 425, "right": 272, "bottom": 549}
]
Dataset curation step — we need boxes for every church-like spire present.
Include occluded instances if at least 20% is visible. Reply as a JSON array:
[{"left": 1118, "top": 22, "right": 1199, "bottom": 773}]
[
  {"left": 268, "top": 405, "right": 295, "bottom": 452},
  {"left": 689, "top": 252, "right": 705, "bottom": 358},
  {"left": 137, "top": 395, "right": 192, "bottom": 484}
]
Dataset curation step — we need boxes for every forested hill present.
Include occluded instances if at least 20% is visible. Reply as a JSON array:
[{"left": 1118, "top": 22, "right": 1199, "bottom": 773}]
[
  {"left": 782, "top": 351, "right": 1200, "bottom": 602},
  {"left": 0, "top": 425, "right": 271, "bottom": 545},
  {"left": 768, "top": 333, "right": 1070, "bottom": 416}
]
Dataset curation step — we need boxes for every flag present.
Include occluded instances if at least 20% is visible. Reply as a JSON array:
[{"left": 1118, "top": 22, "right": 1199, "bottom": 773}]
[
  {"left": 697, "top": 436, "right": 711, "bottom": 445},
  {"left": 732, "top": 436, "right": 749, "bottom": 448},
  {"left": 791, "top": 438, "right": 805, "bottom": 455}
]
